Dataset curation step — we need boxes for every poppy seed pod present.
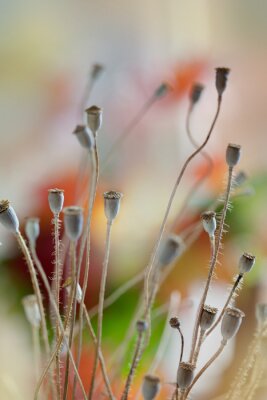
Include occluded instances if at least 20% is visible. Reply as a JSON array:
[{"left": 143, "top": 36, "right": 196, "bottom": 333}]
[
  {"left": 66, "top": 282, "right": 83, "bottom": 304},
  {"left": 25, "top": 217, "right": 40, "bottom": 244},
  {"left": 73, "top": 125, "right": 94, "bottom": 149},
  {"left": 103, "top": 191, "right": 123, "bottom": 223},
  {"left": 238, "top": 252, "right": 255, "bottom": 274},
  {"left": 63, "top": 206, "right": 84, "bottom": 242},
  {"left": 85, "top": 105, "right": 103, "bottom": 134},
  {"left": 48, "top": 189, "right": 64, "bottom": 215},
  {"left": 215, "top": 67, "right": 230, "bottom": 96},
  {"left": 22, "top": 295, "right": 41, "bottom": 328},
  {"left": 221, "top": 307, "right": 245, "bottom": 341},
  {"left": 157, "top": 235, "right": 184, "bottom": 268},
  {"left": 169, "top": 317, "right": 180, "bottom": 329},
  {"left": 177, "top": 362, "right": 195, "bottom": 390},
  {"left": 201, "top": 211, "right": 217, "bottom": 237},
  {"left": 0, "top": 200, "right": 19, "bottom": 233},
  {"left": 154, "top": 82, "right": 170, "bottom": 98},
  {"left": 226, "top": 144, "right": 241, "bottom": 168},
  {"left": 91, "top": 63, "right": 104, "bottom": 80},
  {"left": 190, "top": 83, "right": 204, "bottom": 105},
  {"left": 234, "top": 171, "right": 248, "bottom": 187},
  {"left": 256, "top": 303, "right": 267, "bottom": 326},
  {"left": 136, "top": 320, "right": 148, "bottom": 333},
  {"left": 200, "top": 305, "right": 218, "bottom": 331},
  {"left": 141, "top": 375, "right": 161, "bottom": 400}
]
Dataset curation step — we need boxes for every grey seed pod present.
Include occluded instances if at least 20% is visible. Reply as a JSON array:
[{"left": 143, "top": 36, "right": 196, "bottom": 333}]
[
  {"left": 103, "top": 191, "right": 123, "bottom": 223},
  {"left": 234, "top": 171, "right": 248, "bottom": 187},
  {"left": 226, "top": 143, "right": 241, "bottom": 168},
  {"left": 73, "top": 125, "right": 94, "bottom": 149},
  {"left": 48, "top": 189, "right": 64, "bottom": 215},
  {"left": 85, "top": 105, "right": 103, "bottom": 134},
  {"left": 215, "top": 67, "right": 230, "bottom": 96},
  {"left": 0, "top": 200, "right": 19, "bottom": 233},
  {"left": 221, "top": 307, "right": 245, "bottom": 341},
  {"left": 169, "top": 317, "right": 180, "bottom": 329},
  {"left": 63, "top": 206, "right": 84, "bottom": 242},
  {"left": 25, "top": 218, "right": 40, "bottom": 244},
  {"left": 200, "top": 305, "right": 218, "bottom": 331},
  {"left": 141, "top": 375, "right": 161, "bottom": 400},
  {"left": 22, "top": 295, "right": 41, "bottom": 328},
  {"left": 154, "top": 82, "right": 170, "bottom": 98},
  {"left": 177, "top": 362, "right": 195, "bottom": 390},
  {"left": 238, "top": 252, "right": 255, "bottom": 274},
  {"left": 136, "top": 320, "right": 148, "bottom": 333},
  {"left": 91, "top": 64, "right": 104, "bottom": 80},
  {"left": 256, "top": 303, "right": 267, "bottom": 325},
  {"left": 158, "top": 235, "right": 184, "bottom": 268},
  {"left": 201, "top": 211, "right": 217, "bottom": 237},
  {"left": 190, "top": 83, "right": 204, "bottom": 105}
]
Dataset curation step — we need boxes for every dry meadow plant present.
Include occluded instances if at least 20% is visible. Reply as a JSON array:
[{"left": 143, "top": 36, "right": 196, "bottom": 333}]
[{"left": 0, "top": 65, "right": 264, "bottom": 400}]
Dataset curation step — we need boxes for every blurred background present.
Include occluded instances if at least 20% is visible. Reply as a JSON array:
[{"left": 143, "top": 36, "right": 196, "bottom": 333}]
[{"left": 1, "top": 1, "right": 267, "bottom": 399}]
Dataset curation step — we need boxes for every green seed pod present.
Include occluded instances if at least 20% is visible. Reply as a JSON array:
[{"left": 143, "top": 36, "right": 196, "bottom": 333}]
[
  {"left": 238, "top": 252, "right": 255, "bottom": 274},
  {"left": 157, "top": 235, "right": 184, "bottom": 268},
  {"left": 63, "top": 206, "right": 84, "bottom": 242},
  {"left": 201, "top": 211, "right": 217, "bottom": 237},
  {"left": 85, "top": 105, "right": 103, "bottom": 134},
  {"left": 221, "top": 307, "right": 245, "bottom": 341},
  {"left": 226, "top": 144, "right": 241, "bottom": 168},
  {"left": 25, "top": 217, "right": 40, "bottom": 244},
  {"left": 48, "top": 189, "right": 64, "bottom": 215},
  {"left": 73, "top": 124, "right": 94, "bottom": 149},
  {"left": 200, "top": 305, "right": 218, "bottom": 331},
  {"left": 177, "top": 362, "right": 195, "bottom": 390},
  {"left": 103, "top": 191, "right": 123, "bottom": 223}
]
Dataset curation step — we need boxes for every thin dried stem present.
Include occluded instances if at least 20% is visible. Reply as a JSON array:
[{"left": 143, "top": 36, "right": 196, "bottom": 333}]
[
  {"left": 32, "top": 325, "right": 41, "bottom": 384},
  {"left": 144, "top": 95, "right": 222, "bottom": 333},
  {"left": 29, "top": 243, "right": 87, "bottom": 400},
  {"left": 205, "top": 274, "right": 243, "bottom": 339},
  {"left": 88, "top": 220, "right": 113, "bottom": 400},
  {"left": 185, "top": 341, "right": 226, "bottom": 399},
  {"left": 73, "top": 145, "right": 99, "bottom": 398},
  {"left": 15, "top": 231, "right": 55, "bottom": 399},
  {"left": 83, "top": 305, "right": 115, "bottom": 399}
]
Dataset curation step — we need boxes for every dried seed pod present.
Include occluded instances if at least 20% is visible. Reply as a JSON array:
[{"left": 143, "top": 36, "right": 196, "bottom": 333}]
[
  {"left": 48, "top": 189, "right": 64, "bottom": 215},
  {"left": 141, "top": 375, "right": 161, "bottom": 400},
  {"left": 22, "top": 294, "right": 41, "bottom": 328},
  {"left": 63, "top": 206, "right": 84, "bottom": 242},
  {"left": 136, "top": 320, "right": 148, "bottom": 333},
  {"left": 256, "top": 303, "right": 267, "bottom": 325},
  {"left": 65, "top": 282, "right": 83, "bottom": 304},
  {"left": 215, "top": 67, "right": 230, "bottom": 96},
  {"left": 157, "top": 235, "right": 184, "bottom": 268},
  {"left": 190, "top": 83, "right": 204, "bottom": 105},
  {"left": 221, "top": 307, "right": 245, "bottom": 341},
  {"left": 154, "top": 82, "right": 170, "bottom": 98},
  {"left": 91, "top": 63, "right": 104, "bottom": 80},
  {"left": 73, "top": 124, "right": 94, "bottom": 149},
  {"left": 201, "top": 211, "right": 217, "bottom": 237},
  {"left": 0, "top": 200, "right": 19, "bottom": 233},
  {"left": 238, "top": 252, "right": 255, "bottom": 274},
  {"left": 226, "top": 144, "right": 241, "bottom": 168},
  {"left": 234, "top": 171, "right": 248, "bottom": 187},
  {"left": 25, "top": 217, "right": 40, "bottom": 244},
  {"left": 177, "top": 362, "right": 195, "bottom": 390},
  {"left": 85, "top": 105, "right": 103, "bottom": 134},
  {"left": 200, "top": 305, "right": 218, "bottom": 331},
  {"left": 169, "top": 317, "right": 180, "bottom": 329},
  {"left": 103, "top": 191, "right": 123, "bottom": 223}
]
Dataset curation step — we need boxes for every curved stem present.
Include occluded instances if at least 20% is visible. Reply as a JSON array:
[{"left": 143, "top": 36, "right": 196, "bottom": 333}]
[
  {"left": 30, "top": 243, "right": 87, "bottom": 400},
  {"left": 185, "top": 341, "right": 226, "bottom": 399},
  {"left": 189, "top": 165, "right": 234, "bottom": 363},
  {"left": 73, "top": 146, "right": 99, "bottom": 398},
  {"left": 83, "top": 305, "right": 115, "bottom": 399},
  {"left": 144, "top": 95, "right": 222, "bottom": 325},
  {"left": 88, "top": 220, "right": 113, "bottom": 399},
  {"left": 15, "top": 231, "right": 55, "bottom": 399}
]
